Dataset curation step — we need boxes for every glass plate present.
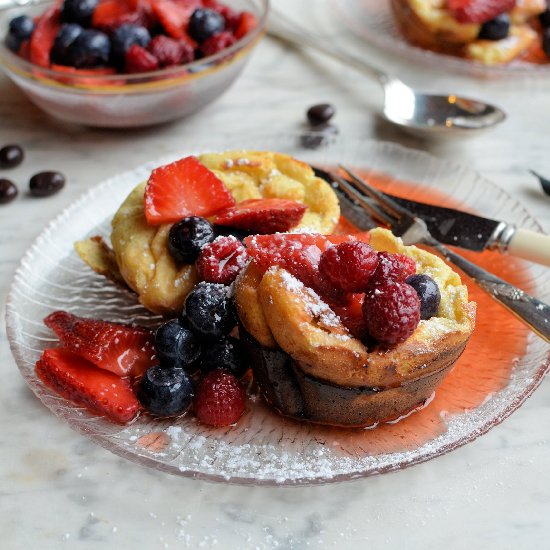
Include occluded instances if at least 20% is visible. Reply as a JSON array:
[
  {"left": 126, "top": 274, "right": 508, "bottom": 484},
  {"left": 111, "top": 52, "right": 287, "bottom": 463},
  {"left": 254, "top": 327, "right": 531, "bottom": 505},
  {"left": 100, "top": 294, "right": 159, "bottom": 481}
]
[
  {"left": 6, "top": 136, "right": 550, "bottom": 486},
  {"left": 332, "top": 0, "right": 550, "bottom": 78}
]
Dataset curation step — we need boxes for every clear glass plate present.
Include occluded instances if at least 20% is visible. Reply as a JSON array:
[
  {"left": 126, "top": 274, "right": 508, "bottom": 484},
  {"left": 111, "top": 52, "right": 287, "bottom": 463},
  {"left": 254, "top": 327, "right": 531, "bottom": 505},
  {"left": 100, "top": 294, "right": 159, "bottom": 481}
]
[
  {"left": 6, "top": 135, "right": 550, "bottom": 486},
  {"left": 332, "top": 0, "right": 550, "bottom": 78}
]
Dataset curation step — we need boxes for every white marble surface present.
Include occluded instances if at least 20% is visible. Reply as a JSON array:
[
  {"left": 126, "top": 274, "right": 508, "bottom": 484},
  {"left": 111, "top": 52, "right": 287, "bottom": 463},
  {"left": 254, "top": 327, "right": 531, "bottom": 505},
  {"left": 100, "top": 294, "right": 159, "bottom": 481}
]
[{"left": 2, "top": 2, "right": 550, "bottom": 549}]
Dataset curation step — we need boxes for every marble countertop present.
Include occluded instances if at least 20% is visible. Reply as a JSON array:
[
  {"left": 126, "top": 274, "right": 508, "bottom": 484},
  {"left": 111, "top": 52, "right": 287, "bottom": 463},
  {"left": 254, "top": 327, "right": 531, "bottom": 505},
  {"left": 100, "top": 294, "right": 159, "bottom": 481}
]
[{"left": 2, "top": 2, "right": 550, "bottom": 548}]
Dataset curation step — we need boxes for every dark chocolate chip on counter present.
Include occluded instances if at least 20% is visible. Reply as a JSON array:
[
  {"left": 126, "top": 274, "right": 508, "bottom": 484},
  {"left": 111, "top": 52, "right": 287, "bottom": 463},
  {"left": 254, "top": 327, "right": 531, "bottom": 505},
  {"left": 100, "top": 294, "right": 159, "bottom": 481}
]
[{"left": 29, "top": 171, "right": 66, "bottom": 197}]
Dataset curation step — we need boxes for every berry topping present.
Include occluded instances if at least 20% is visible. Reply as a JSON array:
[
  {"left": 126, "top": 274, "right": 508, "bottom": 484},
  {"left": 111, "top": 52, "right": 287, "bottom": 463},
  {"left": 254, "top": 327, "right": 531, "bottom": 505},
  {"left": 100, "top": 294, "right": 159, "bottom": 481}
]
[
  {"left": 0, "top": 179, "right": 18, "bottom": 205},
  {"left": 168, "top": 216, "right": 215, "bottom": 264},
  {"left": 184, "top": 282, "right": 237, "bottom": 338},
  {"left": 154, "top": 318, "right": 202, "bottom": 369},
  {"left": 151, "top": 0, "right": 200, "bottom": 39},
  {"left": 9, "top": 15, "right": 35, "bottom": 41},
  {"left": 405, "top": 274, "right": 441, "bottom": 320},
  {"left": 125, "top": 43, "right": 159, "bottom": 72},
  {"left": 44, "top": 310, "right": 156, "bottom": 378},
  {"left": 370, "top": 251, "right": 416, "bottom": 285},
  {"left": 234, "top": 11, "right": 257, "bottom": 39},
  {"left": 112, "top": 23, "right": 151, "bottom": 66},
  {"left": 200, "top": 30, "right": 236, "bottom": 56},
  {"left": 30, "top": 6, "right": 62, "bottom": 68},
  {"left": 207, "top": 3, "right": 240, "bottom": 30},
  {"left": 362, "top": 281, "right": 421, "bottom": 344},
  {"left": 50, "top": 23, "right": 84, "bottom": 65},
  {"left": 147, "top": 34, "right": 193, "bottom": 66},
  {"left": 36, "top": 348, "right": 140, "bottom": 424},
  {"left": 319, "top": 241, "right": 379, "bottom": 293},
  {"left": 144, "top": 156, "right": 235, "bottom": 225},
  {"left": 196, "top": 235, "right": 248, "bottom": 284},
  {"left": 214, "top": 198, "right": 307, "bottom": 234},
  {"left": 199, "top": 336, "right": 247, "bottom": 377},
  {"left": 29, "top": 171, "right": 65, "bottom": 197},
  {"left": 68, "top": 29, "right": 111, "bottom": 67},
  {"left": 91, "top": 0, "right": 149, "bottom": 33},
  {"left": 188, "top": 8, "right": 225, "bottom": 42},
  {"left": 478, "top": 13, "right": 510, "bottom": 40},
  {"left": 137, "top": 364, "right": 194, "bottom": 417},
  {"left": 447, "top": 0, "right": 516, "bottom": 24},
  {"left": 193, "top": 369, "right": 245, "bottom": 426},
  {"left": 306, "top": 103, "right": 336, "bottom": 126},
  {"left": 61, "top": 0, "right": 99, "bottom": 27},
  {"left": 0, "top": 144, "right": 24, "bottom": 169},
  {"left": 332, "top": 294, "right": 368, "bottom": 340}
]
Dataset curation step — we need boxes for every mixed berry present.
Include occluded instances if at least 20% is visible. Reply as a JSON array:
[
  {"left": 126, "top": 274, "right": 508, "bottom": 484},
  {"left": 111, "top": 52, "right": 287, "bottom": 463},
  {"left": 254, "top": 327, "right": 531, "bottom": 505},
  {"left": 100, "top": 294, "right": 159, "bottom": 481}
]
[
  {"left": 35, "top": 155, "right": 444, "bottom": 430},
  {"left": 6, "top": 0, "right": 258, "bottom": 75}
]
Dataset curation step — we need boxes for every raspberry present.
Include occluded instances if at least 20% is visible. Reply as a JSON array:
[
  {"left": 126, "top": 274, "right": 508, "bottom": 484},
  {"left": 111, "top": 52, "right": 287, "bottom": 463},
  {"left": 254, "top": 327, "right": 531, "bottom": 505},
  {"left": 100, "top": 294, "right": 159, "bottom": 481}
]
[
  {"left": 146, "top": 35, "right": 193, "bottom": 67},
  {"left": 362, "top": 282, "right": 421, "bottom": 344},
  {"left": 370, "top": 251, "right": 416, "bottom": 285},
  {"left": 194, "top": 369, "right": 245, "bottom": 427},
  {"left": 201, "top": 31, "right": 236, "bottom": 57},
  {"left": 196, "top": 236, "right": 248, "bottom": 285},
  {"left": 319, "top": 242, "right": 379, "bottom": 293},
  {"left": 125, "top": 43, "right": 159, "bottom": 73}
]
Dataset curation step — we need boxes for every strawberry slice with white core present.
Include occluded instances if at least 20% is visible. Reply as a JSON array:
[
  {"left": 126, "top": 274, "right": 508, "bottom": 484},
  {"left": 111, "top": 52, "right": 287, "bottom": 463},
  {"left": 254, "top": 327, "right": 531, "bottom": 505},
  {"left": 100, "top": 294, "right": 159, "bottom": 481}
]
[
  {"left": 36, "top": 348, "right": 140, "bottom": 424},
  {"left": 44, "top": 311, "right": 156, "bottom": 379},
  {"left": 144, "top": 156, "right": 235, "bottom": 225},
  {"left": 447, "top": 0, "right": 516, "bottom": 24},
  {"left": 214, "top": 198, "right": 307, "bottom": 233}
]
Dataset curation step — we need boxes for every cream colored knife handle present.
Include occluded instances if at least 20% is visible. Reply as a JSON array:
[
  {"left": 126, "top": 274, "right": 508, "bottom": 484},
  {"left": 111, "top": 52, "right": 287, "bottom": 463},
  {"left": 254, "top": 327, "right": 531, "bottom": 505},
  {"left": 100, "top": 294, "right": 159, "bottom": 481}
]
[{"left": 507, "top": 228, "right": 550, "bottom": 268}]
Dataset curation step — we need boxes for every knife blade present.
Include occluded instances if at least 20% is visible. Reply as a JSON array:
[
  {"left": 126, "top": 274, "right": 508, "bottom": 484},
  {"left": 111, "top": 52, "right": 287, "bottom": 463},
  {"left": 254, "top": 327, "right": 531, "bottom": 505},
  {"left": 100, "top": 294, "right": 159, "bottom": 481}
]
[{"left": 313, "top": 166, "right": 550, "bottom": 267}]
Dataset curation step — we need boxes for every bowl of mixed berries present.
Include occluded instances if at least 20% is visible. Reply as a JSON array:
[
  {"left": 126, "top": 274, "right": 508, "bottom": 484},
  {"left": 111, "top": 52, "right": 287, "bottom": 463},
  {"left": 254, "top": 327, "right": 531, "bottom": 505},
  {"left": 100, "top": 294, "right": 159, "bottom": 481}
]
[{"left": 0, "top": 0, "right": 267, "bottom": 127}]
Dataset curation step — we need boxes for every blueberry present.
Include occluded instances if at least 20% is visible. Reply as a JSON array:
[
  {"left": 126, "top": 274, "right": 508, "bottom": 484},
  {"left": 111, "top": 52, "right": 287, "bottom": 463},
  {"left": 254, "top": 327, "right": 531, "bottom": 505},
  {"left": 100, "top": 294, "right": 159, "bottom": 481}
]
[
  {"left": 405, "top": 274, "right": 441, "bottom": 320},
  {"left": 29, "top": 171, "right": 65, "bottom": 197},
  {"left": 137, "top": 365, "right": 194, "bottom": 417},
  {"left": 478, "top": 14, "right": 510, "bottom": 41},
  {"left": 68, "top": 29, "right": 110, "bottom": 67},
  {"left": 540, "top": 8, "right": 550, "bottom": 28},
  {"left": 0, "top": 179, "right": 18, "bottom": 205},
  {"left": 307, "top": 103, "right": 336, "bottom": 126},
  {"left": 168, "top": 216, "right": 215, "bottom": 264},
  {"left": 61, "top": 0, "right": 99, "bottom": 27},
  {"left": 111, "top": 24, "right": 151, "bottom": 66},
  {"left": 188, "top": 8, "right": 225, "bottom": 43},
  {"left": 51, "top": 23, "right": 84, "bottom": 65},
  {"left": 0, "top": 144, "right": 24, "bottom": 168},
  {"left": 9, "top": 15, "right": 35, "bottom": 40},
  {"left": 185, "top": 282, "right": 237, "bottom": 338},
  {"left": 155, "top": 318, "right": 201, "bottom": 369},
  {"left": 200, "top": 336, "right": 247, "bottom": 377}
]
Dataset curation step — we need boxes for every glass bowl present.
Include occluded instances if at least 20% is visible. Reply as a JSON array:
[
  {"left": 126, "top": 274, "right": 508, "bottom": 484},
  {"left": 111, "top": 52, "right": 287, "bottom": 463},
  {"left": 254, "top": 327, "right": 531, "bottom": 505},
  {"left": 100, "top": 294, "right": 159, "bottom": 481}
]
[
  {"left": 0, "top": 0, "right": 268, "bottom": 127},
  {"left": 332, "top": 0, "right": 550, "bottom": 79},
  {"left": 5, "top": 135, "right": 550, "bottom": 485}
]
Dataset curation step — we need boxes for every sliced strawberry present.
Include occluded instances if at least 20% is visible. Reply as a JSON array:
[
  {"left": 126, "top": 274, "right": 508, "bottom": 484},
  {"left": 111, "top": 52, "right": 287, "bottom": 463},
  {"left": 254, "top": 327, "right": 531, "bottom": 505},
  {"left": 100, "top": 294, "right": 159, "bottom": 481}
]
[
  {"left": 18, "top": 40, "right": 30, "bottom": 61},
  {"left": 144, "top": 156, "right": 235, "bottom": 225},
  {"left": 92, "top": 0, "right": 153, "bottom": 33},
  {"left": 234, "top": 11, "right": 258, "bottom": 40},
  {"left": 44, "top": 311, "right": 156, "bottom": 378},
  {"left": 36, "top": 349, "right": 140, "bottom": 423},
  {"left": 30, "top": 5, "right": 61, "bottom": 68},
  {"left": 332, "top": 294, "right": 367, "bottom": 340},
  {"left": 447, "top": 0, "right": 516, "bottom": 23},
  {"left": 214, "top": 198, "right": 307, "bottom": 234},
  {"left": 151, "top": 0, "right": 200, "bottom": 40}
]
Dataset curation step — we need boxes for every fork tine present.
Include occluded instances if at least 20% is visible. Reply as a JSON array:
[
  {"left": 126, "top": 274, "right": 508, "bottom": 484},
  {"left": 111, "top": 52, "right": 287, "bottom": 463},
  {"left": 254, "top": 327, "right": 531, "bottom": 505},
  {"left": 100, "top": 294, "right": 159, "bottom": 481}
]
[
  {"left": 338, "top": 165, "right": 415, "bottom": 222},
  {"left": 330, "top": 172, "right": 396, "bottom": 227}
]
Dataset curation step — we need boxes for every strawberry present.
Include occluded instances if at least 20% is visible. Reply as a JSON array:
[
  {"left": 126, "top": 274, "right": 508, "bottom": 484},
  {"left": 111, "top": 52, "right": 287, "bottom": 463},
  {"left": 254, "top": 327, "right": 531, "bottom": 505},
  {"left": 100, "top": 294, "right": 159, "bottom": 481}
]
[
  {"left": 447, "top": 0, "right": 516, "bottom": 24},
  {"left": 44, "top": 311, "right": 156, "bottom": 379},
  {"left": 234, "top": 11, "right": 257, "bottom": 40},
  {"left": 92, "top": 0, "right": 153, "bottom": 32},
  {"left": 214, "top": 198, "right": 307, "bottom": 234},
  {"left": 332, "top": 294, "right": 368, "bottom": 340},
  {"left": 36, "top": 348, "right": 140, "bottom": 424},
  {"left": 193, "top": 369, "right": 245, "bottom": 427},
  {"left": 144, "top": 156, "right": 235, "bottom": 225},
  {"left": 151, "top": 0, "right": 200, "bottom": 40},
  {"left": 125, "top": 44, "right": 160, "bottom": 73},
  {"left": 30, "top": 5, "right": 61, "bottom": 68}
]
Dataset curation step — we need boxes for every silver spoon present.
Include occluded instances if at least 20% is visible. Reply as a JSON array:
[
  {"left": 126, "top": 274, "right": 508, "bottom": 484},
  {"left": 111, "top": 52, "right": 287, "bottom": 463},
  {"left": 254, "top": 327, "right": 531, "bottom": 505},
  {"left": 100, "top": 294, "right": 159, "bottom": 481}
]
[{"left": 268, "top": 9, "right": 506, "bottom": 137}]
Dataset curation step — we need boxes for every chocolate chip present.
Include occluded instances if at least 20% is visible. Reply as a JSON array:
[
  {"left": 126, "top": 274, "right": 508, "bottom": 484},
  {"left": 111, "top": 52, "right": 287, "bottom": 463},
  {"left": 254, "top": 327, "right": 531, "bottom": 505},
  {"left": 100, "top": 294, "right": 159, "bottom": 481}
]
[
  {"left": 29, "top": 171, "right": 66, "bottom": 197},
  {"left": 0, "top": 178, "right": 18, "bottom": 204},
  {"left": 0, "top": 144, "right": 24, "bottom": 169},
  {"left": 306, "top": 103, "right": 336, "bottom": 126}
]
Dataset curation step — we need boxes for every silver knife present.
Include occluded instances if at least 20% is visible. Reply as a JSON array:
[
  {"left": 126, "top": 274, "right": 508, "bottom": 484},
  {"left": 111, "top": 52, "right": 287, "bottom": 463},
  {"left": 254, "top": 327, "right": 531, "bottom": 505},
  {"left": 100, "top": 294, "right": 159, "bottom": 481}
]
[{"left": 313, "top": 167, "right": 550, "bottom": 267}]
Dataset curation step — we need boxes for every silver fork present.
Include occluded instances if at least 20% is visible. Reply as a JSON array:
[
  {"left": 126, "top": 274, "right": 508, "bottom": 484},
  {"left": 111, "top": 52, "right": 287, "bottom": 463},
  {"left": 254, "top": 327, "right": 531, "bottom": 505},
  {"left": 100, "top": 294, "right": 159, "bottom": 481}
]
[{"left": 332, "top": 165, "right": 550, "bottom": 343}]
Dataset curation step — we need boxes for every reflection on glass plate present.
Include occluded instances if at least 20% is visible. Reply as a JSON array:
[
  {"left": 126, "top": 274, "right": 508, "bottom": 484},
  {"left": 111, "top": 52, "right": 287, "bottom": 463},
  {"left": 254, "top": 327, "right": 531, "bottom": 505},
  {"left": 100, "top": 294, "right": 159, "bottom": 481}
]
[
  {"left": 6, "top": 136, "right": 550, "bottom": 485},
  {"left": 332, "top": 0, "right": 550, "bottom": 78}
]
